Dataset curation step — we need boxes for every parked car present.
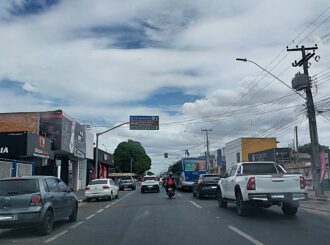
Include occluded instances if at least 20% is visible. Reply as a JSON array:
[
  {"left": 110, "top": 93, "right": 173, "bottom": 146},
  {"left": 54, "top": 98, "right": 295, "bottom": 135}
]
[
  {"left": 141, "top": 176, "right": 160, "bottom": 193},
  {"left": 0, "top": 176, "right": 78, "bottom": 235},
  {"left": 217, "top": 162, "right": 307, "bottom": 216},
  {"left": 192, "top": 174, "right": 220, "bottom": 199},
  {"left": 85, "top": 178, "right": 119, "bottom": 202},
  {"left": 118, "top": 176, "right": 136, "bottom": 191}
]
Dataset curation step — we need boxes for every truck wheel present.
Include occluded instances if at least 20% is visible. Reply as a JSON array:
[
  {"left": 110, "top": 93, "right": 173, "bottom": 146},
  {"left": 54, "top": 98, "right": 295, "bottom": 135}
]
[
  {"left": 282, "top": 205, "right": 298, "bottom": 216},
  {"left": 217, "top": 189, "right": 227, "bottom": 208},
  {"left": 236, "top": 191, "right": 247, "bottom": 216}
]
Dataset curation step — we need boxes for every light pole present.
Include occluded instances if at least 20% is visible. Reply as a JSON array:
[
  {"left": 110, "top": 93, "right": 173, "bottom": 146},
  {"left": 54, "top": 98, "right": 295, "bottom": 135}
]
[{"left": 95, "top": 122, "right": 129, "bottom": 179}]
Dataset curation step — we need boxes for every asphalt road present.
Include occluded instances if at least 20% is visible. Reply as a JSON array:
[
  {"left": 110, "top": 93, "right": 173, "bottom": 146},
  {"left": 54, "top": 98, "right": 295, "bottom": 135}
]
[{"left": 1, "top": 187, "right": 330, "bottom": 245}]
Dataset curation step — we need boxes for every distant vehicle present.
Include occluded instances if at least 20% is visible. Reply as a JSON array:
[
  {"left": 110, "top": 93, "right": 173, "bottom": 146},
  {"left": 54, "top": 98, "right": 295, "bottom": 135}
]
[
  {"left": 217, "top": 162, "right": 307, "bottom": 216},
  {"left": 171, "top": 158, "right": 208, "bottom": 191},
  {"left": 141, "top": 176, "right": 160, "bottom": 193},
  {"left": 118, "top": 176, "right": 136, "bottom": 191},
  {"left": 192, "top": 174, "right": 220, "bottom": 199},
  {"left": 85, "top": 178, "right": 119, "bottom": 202},
  {"left": 0, "top": 176, "right": 78, "bottom": 235}
]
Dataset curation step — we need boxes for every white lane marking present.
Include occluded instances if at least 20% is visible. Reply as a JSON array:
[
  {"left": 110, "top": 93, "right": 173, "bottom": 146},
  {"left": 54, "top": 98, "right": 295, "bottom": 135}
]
[
  {"left": 177, "top": 194, "right": 183, "bottom": 197},
  {"left": 97, "top": 209, "right": 104, "bottom": 213},
  {"left": 43, "top": 230, "right": 68, "bottom": 244},
  {"left": 70, "top": 221, "right": 84, "bottom": 229},
  {"left": 104, "top": 191, "right": 134, "bottom": 209},
  {"left": 228, "top": 225, "right": 264, "bottom": 245},
  {"left": 105, "top": 204, "right": 112, "bottom": 208},
  {"left": 190, "top": 201, "right": 202, "bottom": 209},
  {"left": 86, "top": 214, "right": 96, "bottom": 220}
]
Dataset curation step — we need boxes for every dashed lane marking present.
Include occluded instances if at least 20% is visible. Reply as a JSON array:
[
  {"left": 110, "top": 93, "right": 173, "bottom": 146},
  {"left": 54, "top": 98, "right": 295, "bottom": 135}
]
[
  {"left": 97, "top": 209, "right": 104, "bottom": 213},
  {"left": 105, "top": 204, "right": 112, "bottom": 208},
  {"left": 85, "top": 214, "right": 96, "bottom": 220},
  {"left": 190, "top": 201, "right": 202, "bottom": 209},
  {"left": 43, "top": 230, "right": 68, "bottom": 244},
  {"left": 228, "top": 225, "right": 264, "bottom": 245},
  {"left": 177, "top": 194, "right": 183, "bottom": 197},
  {"left": 70, "top": 221, "right": 84, "bottom": 229}
]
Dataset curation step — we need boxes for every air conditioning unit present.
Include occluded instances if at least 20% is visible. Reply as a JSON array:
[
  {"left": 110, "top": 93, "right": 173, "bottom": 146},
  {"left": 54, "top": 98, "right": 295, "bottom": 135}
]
[{"left": 291, "top": 73, "right": 309, "bottom": 91}]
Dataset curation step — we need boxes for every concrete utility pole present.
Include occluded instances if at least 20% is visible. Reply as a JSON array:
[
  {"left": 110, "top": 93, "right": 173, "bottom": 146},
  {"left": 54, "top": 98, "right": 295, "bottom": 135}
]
[
  {"left": 201, "top": 129, "right": 212, "bottom": 171},
  {"left": 287, "top": 45, "right": 324, "bottom": 197},
  {"left": 294, "top": 126, "right": 299, "bottom": 164}
]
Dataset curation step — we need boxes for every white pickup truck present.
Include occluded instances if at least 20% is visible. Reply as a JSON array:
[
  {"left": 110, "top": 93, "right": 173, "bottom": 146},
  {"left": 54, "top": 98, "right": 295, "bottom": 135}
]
[{"left": 217, "top": 161, "right": 307, "bottom": 216}]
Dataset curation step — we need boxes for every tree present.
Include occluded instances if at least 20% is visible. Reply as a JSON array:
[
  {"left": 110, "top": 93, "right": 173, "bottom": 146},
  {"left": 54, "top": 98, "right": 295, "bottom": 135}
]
[
  {"left": 146, "top": 171, "right": 154, "bottom": 176},
  {"left": 298, "top": 143, "right": 329, "bottom": 155},
  {"left": 113, "top": 139, "right": 151, "bottom": 175}
]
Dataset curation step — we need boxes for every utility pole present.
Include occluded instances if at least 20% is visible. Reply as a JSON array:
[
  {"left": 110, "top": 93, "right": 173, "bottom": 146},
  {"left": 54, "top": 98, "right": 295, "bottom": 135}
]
[
  {"left": 294, "top": 126, "right": 299, "bottom": 164},
  {"left": 287, "top": 45, "right": 324, "bottom": 196},
  {"left": 201, "top": 129, "right": 212, "bottom": 171}
]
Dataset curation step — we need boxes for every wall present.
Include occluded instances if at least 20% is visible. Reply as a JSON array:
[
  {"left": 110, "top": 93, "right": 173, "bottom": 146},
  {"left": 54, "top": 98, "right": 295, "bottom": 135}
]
[
  {"left": 241, "top": 138, "right": 277, "bottom": 162},
  {"left": 78, "top": 159, "right": 87, "bottom": 190},
  {"left": 0, "top": 113, "right": 39, "bottom": 133},
  {"left": 225, "top": 138, "right": 242, "bottom": 170}
]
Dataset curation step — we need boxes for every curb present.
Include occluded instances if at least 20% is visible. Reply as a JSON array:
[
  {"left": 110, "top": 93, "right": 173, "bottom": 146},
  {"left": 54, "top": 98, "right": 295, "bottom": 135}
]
[
  {"left": 306, "top": 197, "right": 330, "bottom": 202},
  {"left": 300, "top": 205, "right": 330, "bottom": 214}
]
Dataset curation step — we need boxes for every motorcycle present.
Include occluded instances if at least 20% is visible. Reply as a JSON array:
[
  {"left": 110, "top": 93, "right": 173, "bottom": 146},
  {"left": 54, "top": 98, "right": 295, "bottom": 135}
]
[{"left": 167, "top": 187, "right": 175, "bottom": 199}]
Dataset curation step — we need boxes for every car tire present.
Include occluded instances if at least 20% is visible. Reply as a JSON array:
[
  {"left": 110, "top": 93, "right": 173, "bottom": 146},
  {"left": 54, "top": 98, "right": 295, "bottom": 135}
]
[
  {"left": 196, "top": 189, "right": 202, "bottom": 199},
  {"left": 69, "top": 204, "right": 78, "bottom": 222},
  {"left": 193, "top": 188, "right": 196, "bottom": 197},
  {"left": 141, "top": 189, "right": 144, "bottom": 193},
  {"left": 86, "top": 198, "right": 91, "bottom": 202},
  {"left": 116, "top": 192, "right": 119, "bottom": 199},
  {"left": 235, "top": 191, "right": 248, "bottom": 216},
  {"left": 282, "top": 205, "right": 298, "bottom": 216},
  {"left": 217, "top": 189, "right": 227, "bottom": 208},
  {"left": 39, "top": 210, "right": 54, "bottom": 235}
]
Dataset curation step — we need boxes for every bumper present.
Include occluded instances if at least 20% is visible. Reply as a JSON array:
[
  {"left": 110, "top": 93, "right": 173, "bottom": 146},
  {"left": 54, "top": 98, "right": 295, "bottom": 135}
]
[
  {"left": 248, "top": 192, "right": 307, "bottom": 205},
  {"left": 199, "top": 186, "right": 218, "bottom": 196},
  {"left": 119, "top": 183, "right": 135, "bottom": 189},
  {"left": 85, "top": 191, "right": 111, "bottom": 198},
  {"left": 141, "top": 185, "right": 159, "bottom": 192},
  {"left": 0, "top": 211, "right": 42, "bottom": 229}
]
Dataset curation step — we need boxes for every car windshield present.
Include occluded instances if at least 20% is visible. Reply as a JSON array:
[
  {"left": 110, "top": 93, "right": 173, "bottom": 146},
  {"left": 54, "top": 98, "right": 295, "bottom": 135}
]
[
  {"left": 202, "top": 175, "right": 220, "bottom": 182},
  {"left": 89, "top": 180, "right": 108, "bottom": 185},
  {"left": 0, "top": 179, "right": 39, "bottom": 195},
  {"left": 242, "top": 163, "right": 279, "bottom": 175}
]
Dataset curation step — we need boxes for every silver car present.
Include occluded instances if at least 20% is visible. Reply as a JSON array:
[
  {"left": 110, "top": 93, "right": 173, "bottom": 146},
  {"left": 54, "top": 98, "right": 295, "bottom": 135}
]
[{"left": 0, "top": 176, "right": 78, "bottom": 235}]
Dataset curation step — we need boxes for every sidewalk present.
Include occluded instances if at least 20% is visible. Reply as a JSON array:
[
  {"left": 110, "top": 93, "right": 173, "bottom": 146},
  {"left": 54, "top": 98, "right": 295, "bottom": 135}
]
[
  {"left": 299, "top": 190, "right": 330, "bottom": 214},
  {"left": 307, "top": 190, "right": 330, "bottom": 201},
  {"left": 74, "top": 189, "right": 86, "bottom": 203}
]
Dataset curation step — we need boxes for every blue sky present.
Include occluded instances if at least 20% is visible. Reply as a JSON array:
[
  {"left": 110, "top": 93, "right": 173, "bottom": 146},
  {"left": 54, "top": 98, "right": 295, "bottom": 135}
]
[{"left": 0, "top": 0, "right": 330, "bottom": 174}]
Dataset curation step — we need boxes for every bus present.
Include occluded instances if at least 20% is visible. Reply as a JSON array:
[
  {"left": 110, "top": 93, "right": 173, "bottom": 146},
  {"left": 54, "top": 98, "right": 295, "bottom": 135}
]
[{"left": 170, "top": 157, "right": 208, "bottom": 191}]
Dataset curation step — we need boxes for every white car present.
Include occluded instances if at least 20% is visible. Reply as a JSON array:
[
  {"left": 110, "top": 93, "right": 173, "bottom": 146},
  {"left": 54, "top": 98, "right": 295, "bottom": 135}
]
[
  {"left": 85, "top": 178, "right": 119, "bottom": 202},
  {"left": 141, "top": 176, "right": 160, "bottom": 193}
]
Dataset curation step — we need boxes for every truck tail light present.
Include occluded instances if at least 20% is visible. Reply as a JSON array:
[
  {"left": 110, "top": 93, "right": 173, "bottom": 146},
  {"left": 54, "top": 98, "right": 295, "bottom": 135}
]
[
  {"left": 300, "top": 176, "right": 306, "bottom": 189},
  {"left": 103, "top": 185, "right": 110, "bottom": 189},
  {"left": 247, "top": 177, "right": 256, "bottom": 190},
  {"left": 31, "top": 194, "right": 42, "bottom": 206}
]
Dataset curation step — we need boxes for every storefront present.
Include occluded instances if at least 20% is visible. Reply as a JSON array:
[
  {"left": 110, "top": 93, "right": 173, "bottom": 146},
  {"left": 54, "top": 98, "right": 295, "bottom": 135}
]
[{"left": 0, "top": 131, "right": 54, "bottom": 176}]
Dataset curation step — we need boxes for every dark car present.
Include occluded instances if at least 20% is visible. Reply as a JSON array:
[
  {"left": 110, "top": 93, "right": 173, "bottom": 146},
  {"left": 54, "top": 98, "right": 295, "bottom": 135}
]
[
  {"left": 192, "top": 174, "right": 220, "bottom": 199},
  {"left": 0, "top": 176, "right": 78, "bottom": 235},
  {"left": 118, "top": 176, "right": 136, "bottom": 191}
]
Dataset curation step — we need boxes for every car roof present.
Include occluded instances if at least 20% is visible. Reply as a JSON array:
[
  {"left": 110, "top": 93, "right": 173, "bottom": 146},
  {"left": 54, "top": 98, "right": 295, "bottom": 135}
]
[{"left": 0, "top": 175, "right": 57, "bottom": 181}]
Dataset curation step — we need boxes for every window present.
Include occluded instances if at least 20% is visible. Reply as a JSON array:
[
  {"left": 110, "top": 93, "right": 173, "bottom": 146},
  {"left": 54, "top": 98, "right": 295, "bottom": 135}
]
[
  {"left": 89, "top": 179, "right": 108, "bottom": 185},
  {"left": 0, "top": 179, "right": 39, "bottom": 195},
  {"left": 230, "top": 165, "right": 238, "bottom": 176},
  {"left": 45, "top": 178, "right": 59, "bottom": 192},
  {"left": 242, "top": 163, "right": 278, "bottom": 175},
  {"left": 57, "top": 179, "right": 68, "bottom": 192},
  {"left": 236, "top": 152, "right": 240, "bottom": 163},
  {"left": 110, "top": 180, "right": 115, "bottom": 186},
  {"left": 42, "top": 179, "right": 49, "bottom": 192}
]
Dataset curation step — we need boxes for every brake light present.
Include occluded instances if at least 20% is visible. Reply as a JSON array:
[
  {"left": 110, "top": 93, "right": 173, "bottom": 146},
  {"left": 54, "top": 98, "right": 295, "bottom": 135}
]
[
  {"left": 103, "top": 185, "right": 110, "bottom": 189},
  {"left": 247, "top": 177, "right": 256, "bottom": 190},
  {"left": 31, "top": 194, "right": 42, "bottom": 206},
  {"left": 85, "top": 186, "right": 90, "bottom": 190},
  {"left": 300, "top": 176, "right": 306, "bottom": 189}
]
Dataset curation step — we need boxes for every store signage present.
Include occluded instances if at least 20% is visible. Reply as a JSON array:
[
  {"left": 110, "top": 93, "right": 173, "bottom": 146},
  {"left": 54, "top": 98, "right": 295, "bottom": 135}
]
[{"left": 0, "top": 147, "right": 8, "bottom": 154}]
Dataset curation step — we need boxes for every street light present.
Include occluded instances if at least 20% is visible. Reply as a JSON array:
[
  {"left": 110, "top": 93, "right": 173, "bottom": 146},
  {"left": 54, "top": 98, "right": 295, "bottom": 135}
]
[
  {"left": 95, "top": 122, "right": 129, "bottom": 179},
  {"left": 236, "top": 58, "right": 306, "bottom": 100}
]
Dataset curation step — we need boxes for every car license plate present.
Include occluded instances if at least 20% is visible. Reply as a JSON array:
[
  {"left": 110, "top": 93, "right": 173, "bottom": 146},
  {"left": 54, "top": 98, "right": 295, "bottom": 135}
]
[
  {"left": 271, "top": 194, "right": 285, "bottom": 199},
  {"left": 0, "top": 215, "right": 17, "bottom": 221},
  {"left": 211, "top": 186, "right": 216, "bottom": 189},
  {"left": 148, "top": 186, "right": 153, "bottom": 188},
  {"left": 168, "top": 188, "right": 172, "bottom": 191}
]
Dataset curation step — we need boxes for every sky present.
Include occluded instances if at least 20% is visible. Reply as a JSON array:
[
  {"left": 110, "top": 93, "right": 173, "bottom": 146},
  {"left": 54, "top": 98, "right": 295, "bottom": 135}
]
[{"left": 0, "top": 0, "right": 330, "bottom": 174}]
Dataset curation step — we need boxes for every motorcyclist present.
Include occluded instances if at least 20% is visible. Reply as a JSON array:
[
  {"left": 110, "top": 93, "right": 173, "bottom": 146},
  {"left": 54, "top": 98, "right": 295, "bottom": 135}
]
[{"left": 165, "top": 173, "right": 176, "bottom": 194}]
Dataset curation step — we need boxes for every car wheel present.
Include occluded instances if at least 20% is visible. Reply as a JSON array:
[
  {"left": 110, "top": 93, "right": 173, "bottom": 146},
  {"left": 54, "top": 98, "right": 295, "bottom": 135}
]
[
  {"left": 196, "top": 189, "right": 202, "bottom": 199},
  {"left": 108, "top": 192, "right": 113, "bottom": 201},
  {"left": 116, "top": 191, "right": 119, "bottom": 199},
  {"left": 86, "top": 198, "right": 91, "bottom": 202},
  {"left": 282, "top": 205, "right": 298, "bottom": 216},
  {"left": 69, "top": 204, "right": 78, "bottom": 222},
  {"left": 39, "top": 210, "right": 54, "bottom": 235},
  {"left": 141, "top": 189, "right": 144, "bottom": 193},
  {"left": 235, "top": 191, "right": 247, "bottom": 216},
  {"left": 193, "top": 188, "right": 196, "bottom": 197},
  {"left": 217, "top": 189, "right": 227, "bottom": 208}
]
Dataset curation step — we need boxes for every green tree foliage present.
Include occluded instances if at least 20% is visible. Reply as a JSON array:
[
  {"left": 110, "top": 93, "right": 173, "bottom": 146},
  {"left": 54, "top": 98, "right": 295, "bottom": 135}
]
[
  {"left": 113, "top": 140, "right": 151, "bottom": 175},
  {"left": 298, "top": 143, "right": 329, "bottom": 155},
  {"left": 146, "top": 171, "right": 154, "bottom": 176}
]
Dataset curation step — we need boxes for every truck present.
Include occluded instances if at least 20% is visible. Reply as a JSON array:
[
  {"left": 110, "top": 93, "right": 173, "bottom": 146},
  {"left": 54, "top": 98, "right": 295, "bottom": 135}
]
[
  {"left": 217, "top": 161, "right": 306, "bottom": 216},
  {"left": 171, "top": 157, "right": 208, "bottom": 191}
]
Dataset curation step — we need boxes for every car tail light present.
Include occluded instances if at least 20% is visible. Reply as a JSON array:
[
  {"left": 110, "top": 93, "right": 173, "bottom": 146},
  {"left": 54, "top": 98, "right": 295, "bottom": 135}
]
[
  {"left": 300, "top": 176, "right": 306, "bottom": 189},
  {"left": 85, "top": 186, "right": 90, "bottom": 190},
  {"left": 247, "top": 177, "right": 256, "bottom": 190},
  {"left": 103, "top": 185, "right": 110, "bottom": 189},
  {"left": 31, "top": 194, "right": 42, "bottom": 206}
]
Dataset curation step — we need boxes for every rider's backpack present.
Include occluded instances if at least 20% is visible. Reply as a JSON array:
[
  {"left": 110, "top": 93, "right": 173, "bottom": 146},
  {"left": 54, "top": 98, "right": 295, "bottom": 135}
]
[{"left": 167, "top": 178, "right": 173, "bottom": 186}]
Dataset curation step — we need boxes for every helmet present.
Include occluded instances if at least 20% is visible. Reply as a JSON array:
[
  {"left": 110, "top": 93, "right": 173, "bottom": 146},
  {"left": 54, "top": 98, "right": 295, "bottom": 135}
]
[{"left": 168, "top": 172, "right": 172, "bottom": 178}]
